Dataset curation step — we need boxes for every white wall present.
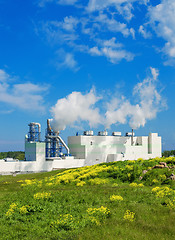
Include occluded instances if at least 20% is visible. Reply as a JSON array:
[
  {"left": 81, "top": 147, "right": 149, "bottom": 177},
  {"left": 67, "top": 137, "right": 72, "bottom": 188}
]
[
  {"left": 0, "top": 141, "right": 85, "bottom": 174},
  {"left": 148, "top": 133, "right": 162, "bottom": 158},
  {"left": 25, "top": 141, "right": 46, "bottom": 162},
  {"left": 0, "top": 157, "right": 85, "bottom": 174},
  {"left": 68, "top": 133, "right": 162, "bottom": 164}
]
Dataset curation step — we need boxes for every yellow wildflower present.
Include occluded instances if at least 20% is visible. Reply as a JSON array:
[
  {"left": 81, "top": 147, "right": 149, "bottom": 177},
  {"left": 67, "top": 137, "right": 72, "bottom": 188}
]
[
  {"left": 123, "top": 210, "right": 135, "bottom": 222},
  {"left": 76, "top": 181, "right": 86, "bottom": 187},
  {"left": 34, "top": 192, "right": 51, "bottom": 200},
  {"left": 19, "top": 206, "right": 29, "bottom": 214},
  {"left": 110, "top": 195, "right": 123, "bottom": 202},
  {"left": 130, "top": 183, "right": 138, "bottom": 187},
  {"left": 88, "top": 178, "right": 108, "bottom": 185}
]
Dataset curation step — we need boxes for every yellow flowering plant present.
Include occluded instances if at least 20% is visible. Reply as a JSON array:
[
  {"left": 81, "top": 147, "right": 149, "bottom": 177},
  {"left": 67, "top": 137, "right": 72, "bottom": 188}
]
[
  {"left": 86, "top": 206, "right": 110, "bottom": 221},
  {"left": 51, "top": 214, "right": 74, "bottom": 231},
  {"left": 76, "top": 181, "right": 86, "bottom": 187},
  {"left": 33, "top": 192, "right": 51, "bottom": 200},
  {"left": 123, "top": 210, "right": 135, "bottom": 222},
  {"left": 110, "top": 195, "right": 123, "bottom": 202}
]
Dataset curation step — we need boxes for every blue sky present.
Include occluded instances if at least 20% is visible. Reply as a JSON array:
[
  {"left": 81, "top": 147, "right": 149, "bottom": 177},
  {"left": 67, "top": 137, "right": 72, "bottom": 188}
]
[{"left": 0, "top": 0, "right": 175, "bottom": 151}]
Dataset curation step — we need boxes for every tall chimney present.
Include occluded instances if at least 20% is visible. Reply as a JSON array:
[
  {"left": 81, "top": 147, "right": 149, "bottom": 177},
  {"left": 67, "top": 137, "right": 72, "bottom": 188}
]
[{"left": 131, "top": 129, "right": 134, "bottom": 145}]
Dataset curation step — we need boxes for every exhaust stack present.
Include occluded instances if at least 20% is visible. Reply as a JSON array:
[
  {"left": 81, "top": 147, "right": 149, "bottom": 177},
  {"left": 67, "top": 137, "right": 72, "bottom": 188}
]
[
  {"left": 131, "top": 129, "right": 134, "bottom": 145},
  {"left": 46, "top": 119, "right": 69, "bottom": 158}
]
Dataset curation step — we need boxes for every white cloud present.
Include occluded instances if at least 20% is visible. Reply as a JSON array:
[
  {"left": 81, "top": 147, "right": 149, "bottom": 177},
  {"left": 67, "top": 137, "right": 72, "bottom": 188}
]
[
  {"left": 42, "top": 20, "right": 78, "bottom": 45},
  {"left": 94, "top": 12, "right": 133, "bottom": 37},
  {"left": 13, "top": 83, "right": 48, "bottom": 93},
  {"left": 0, "top": 69, "right": 11, "bottom": 82},
  {"left": 38, "top": 0, "right": 54, "bottom": 7},
  {"left": 139, "top": 25, "right": 152, "bottom": 39},
  {"left": 62, "top": 16, "right": 79, "bottom": 32},
  {"left": 0, "top": 69, "right": 48, "bottom": 112},
  {"left": 56, "top": 49, "right": 80, "bottom": 71},
  {"left": 89, "top": 37, "right": 134, "bottom": 63},
  {"left": 102, "top": 47, "right": 134, "bottom": 63},
  {"left": 50, "top": 88, "right": 102, "bottom": 131},
  {"left": 130, "top": 28, "right": 135, "bottom": 39},
  {"left": 81, "top": 12, "right": 136, "bottom": 39},
  {"left": 42, "top": 16, "right": 135, "bottom": 64},
  {"left": 58, "top": 0, "right": 78, "bottom": 5},
  {"left": 102, "top": 37, "right": 123, "bottom": 48},
  {"left": 148, "top": 0, "right": 175, "bottom": 61},
  {"left": 150, "top": 67, "right": 159, "bottom": 80},
  {"left": 50, "top": 67, "right": 165, "bottom": 131},
  {"left": 39, "top": 1, "right": 151, "bottom": 66},
  {"left": 38, "top": 0, "right": 78, "bottom": 7},
  {"left": 105, "top": 67, "right": 166, "bottom": 129},
  {"left": 86, "top": 0, "right": 149, "bottom": 20},
  {"left": 89, "top": 46, "right": 102, "bottom": 56},
  {"left": 60, "top": 53, "right": 79, "bottom": 71}
]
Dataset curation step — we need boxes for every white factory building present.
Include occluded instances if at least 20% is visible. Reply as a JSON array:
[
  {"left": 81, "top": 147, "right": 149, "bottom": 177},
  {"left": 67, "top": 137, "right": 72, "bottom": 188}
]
[
  {"left": 68, "top": 131, "right": 161, "bottom": 165},
  {"left": 0, "top": 120, "right": 162, "bottom": 174}
]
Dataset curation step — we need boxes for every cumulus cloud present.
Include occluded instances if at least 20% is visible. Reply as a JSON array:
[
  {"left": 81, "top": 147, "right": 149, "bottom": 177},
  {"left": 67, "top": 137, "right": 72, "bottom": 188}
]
[
  {"left": 50, "top": 89, "right": 102, "bottom": 131},
  {"left": 105, "top": 67, "right": 166, "bottom": 129},
  {"left": 148, "top": 0, "right": 175, "bottom": 62},
  {"left": 0, "top": 69, "right": 48, "bottom": 112},
  {"left": 50, "top": 67, "right": 166, "bottom": 131}
]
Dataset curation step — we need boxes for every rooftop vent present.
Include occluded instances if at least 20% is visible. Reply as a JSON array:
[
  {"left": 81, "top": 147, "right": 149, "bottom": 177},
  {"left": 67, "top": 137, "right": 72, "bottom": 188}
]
[
  {"left": 98, "top": 131, "right": 108, "bottom": 136},
  {"left": 84, "top": 130, "right": 94, "bottom": 136},
  {"left": 125, "top": 132, "right": 135, "bottom": 137},
  {"left": 112, "top": 132, "right": 122, "bottom": 136}
]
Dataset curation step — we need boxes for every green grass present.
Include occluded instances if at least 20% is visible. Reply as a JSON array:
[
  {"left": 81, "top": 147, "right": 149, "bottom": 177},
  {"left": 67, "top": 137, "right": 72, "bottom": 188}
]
[{"left": 0, "top": 157, "right": 175, "bottom": 240}]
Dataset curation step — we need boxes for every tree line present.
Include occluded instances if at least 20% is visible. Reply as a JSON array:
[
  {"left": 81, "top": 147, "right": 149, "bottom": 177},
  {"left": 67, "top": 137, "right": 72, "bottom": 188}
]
[
  {"left": 162, "top": 150, "right": 175, "bottom": 157},
  {"left": 0, "top": 151, "right": 25, "bottom": 160}
]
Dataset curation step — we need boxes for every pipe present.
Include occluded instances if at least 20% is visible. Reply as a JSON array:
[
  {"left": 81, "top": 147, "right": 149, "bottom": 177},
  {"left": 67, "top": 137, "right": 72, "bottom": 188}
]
[
  {"left": 47, "top": 119, "right": 52, "bottom": 133},
  {"left": 30, "top": 122, "right": 41, "bottom": 132},
  {"left": 57, "top": 135, "right": 70, "bottom": 155}
]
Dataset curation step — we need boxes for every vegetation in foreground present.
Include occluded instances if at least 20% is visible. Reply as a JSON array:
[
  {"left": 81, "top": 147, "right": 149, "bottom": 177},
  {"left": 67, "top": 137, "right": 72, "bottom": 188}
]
[{"left": 0, "top": 157, "right": 175, "bottom": 240}]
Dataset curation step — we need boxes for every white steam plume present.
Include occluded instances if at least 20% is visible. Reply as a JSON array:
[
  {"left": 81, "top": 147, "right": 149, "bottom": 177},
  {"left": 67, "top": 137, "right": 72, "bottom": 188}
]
[
  {"left": 105, "top": 67, "right": 166, "bottom": 129},
  {"left": 50, "top": 88, "right": 102, "bottom": 132},
  {"left": 50, "top": 67, "right": 166, "bottom": 131}
]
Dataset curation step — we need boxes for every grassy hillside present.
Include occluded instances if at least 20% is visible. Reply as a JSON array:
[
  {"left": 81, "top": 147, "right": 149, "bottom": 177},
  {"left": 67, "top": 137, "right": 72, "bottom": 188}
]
[{"left": 0, "top": 157, "right": 175, "bottom": 240}]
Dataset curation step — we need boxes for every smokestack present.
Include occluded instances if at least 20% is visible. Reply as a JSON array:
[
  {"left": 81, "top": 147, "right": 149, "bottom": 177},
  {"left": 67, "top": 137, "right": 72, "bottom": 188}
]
[
  {"left": 131, "top": 129, "right": 134, "bottom": 145},
  {"left": 47, "top": 119, "right": 59, "bottom": 135},
  {"left": 47, "top": 119, "right": 52, "bottom": 133}
]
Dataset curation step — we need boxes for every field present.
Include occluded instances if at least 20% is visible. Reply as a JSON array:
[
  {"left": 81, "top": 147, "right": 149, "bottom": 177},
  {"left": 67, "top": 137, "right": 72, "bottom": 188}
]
[{"left": 0, "top": 157, "right": 175, "bottom": 240}]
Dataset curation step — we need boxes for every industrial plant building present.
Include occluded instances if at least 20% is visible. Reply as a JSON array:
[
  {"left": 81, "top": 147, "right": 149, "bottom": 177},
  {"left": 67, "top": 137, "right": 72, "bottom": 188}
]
[{"left": 0, "top": 120, "right": 162, "bottom": 174}]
